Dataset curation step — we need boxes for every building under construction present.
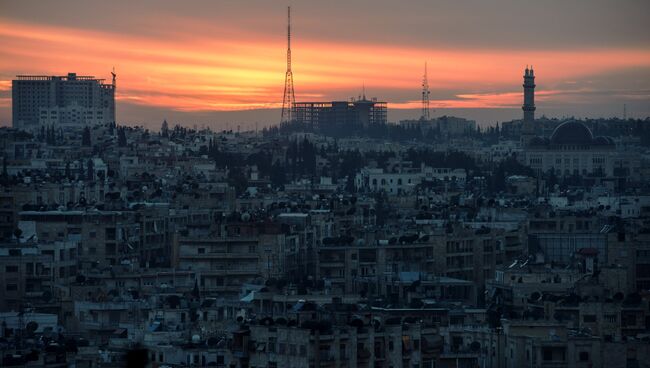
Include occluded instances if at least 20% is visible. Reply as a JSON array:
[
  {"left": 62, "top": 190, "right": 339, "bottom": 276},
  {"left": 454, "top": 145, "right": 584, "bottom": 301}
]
[
  {"left": 12, "top": 72, "right": 116, "bottom": 132},
  {"left": 292, "top": 97, "right": 387, "bottom": 131}
]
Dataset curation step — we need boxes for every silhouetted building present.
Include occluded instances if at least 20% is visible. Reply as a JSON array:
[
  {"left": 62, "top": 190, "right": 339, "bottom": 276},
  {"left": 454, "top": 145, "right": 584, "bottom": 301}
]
[
  {"left": 12, "top": 72, "right": 116, "bottom": 132},
  {"left": 293, "top": 96, "right": 387, "bottom": 130}
]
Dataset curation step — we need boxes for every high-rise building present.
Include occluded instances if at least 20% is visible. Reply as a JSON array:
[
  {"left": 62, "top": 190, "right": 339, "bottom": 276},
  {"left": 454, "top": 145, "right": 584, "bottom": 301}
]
[
  {"left": 12, "top": 72, "right": 116, "bottom": 132},
  {"left": 293, "top": 97, "right": 387, "bottom": 131}
]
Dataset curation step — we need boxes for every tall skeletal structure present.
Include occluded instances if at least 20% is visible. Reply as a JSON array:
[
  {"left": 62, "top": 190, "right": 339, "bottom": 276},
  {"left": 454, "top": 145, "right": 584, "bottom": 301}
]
[
  {"left": 421, "top": 62, "right": 430, "bottom": 120},
  {"left": 280, "top": 6, "right": 296, "bottom": 124}
]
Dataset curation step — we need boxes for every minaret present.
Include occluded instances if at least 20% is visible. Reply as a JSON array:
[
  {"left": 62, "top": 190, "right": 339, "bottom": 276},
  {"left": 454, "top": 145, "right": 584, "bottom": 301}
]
[
  {"left": 522, "top": 66, "right": 536, "bottom": 124},
  {"left": 521, "top": 66, "right": 536, "bottom": 145}
]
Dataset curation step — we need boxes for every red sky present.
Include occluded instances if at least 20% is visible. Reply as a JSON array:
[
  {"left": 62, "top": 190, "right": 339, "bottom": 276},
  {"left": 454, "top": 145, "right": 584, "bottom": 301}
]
[{"left": 1, "top": 0, "right": 649, "bottom": 127}]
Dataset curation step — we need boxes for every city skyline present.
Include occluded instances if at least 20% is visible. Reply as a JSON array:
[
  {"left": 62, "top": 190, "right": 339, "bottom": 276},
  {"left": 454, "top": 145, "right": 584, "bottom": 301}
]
[
  {"left": 3, "top": 2, "right": 650, "bottom": 366},
  {"left": 1, "top": 0, "right": 649, "bottom": 128}
]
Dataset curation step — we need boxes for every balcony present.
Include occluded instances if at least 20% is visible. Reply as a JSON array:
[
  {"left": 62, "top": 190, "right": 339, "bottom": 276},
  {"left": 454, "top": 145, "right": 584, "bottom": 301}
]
[{"left": 180, "top": 252, "right": 259, "bottom": 259}]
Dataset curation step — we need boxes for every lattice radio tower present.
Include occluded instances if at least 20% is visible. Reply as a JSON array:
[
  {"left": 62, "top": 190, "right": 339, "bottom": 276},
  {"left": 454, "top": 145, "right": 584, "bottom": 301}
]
[
  {"left": 280, "top": 6, "right": 296, "bottom": 124},
  {"left": 421, "top": 61, "right": 430, "bottom": 120}
]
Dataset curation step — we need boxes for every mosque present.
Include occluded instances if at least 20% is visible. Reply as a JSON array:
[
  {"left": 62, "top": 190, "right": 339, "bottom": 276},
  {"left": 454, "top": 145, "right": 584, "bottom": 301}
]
[{"left": 518, "top": 67, "right": 619, "bottom": 178}]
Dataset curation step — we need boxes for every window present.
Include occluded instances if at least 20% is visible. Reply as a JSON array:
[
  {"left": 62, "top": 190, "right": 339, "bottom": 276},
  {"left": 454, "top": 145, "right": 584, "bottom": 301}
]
[
  {"left": 198, "top": 248, "right": 205, "bottom": 254},
  {"left": 579, "top": 352, "right": 589, "bottom": 361},
  {"left": 583, "top": 315, "right": 596, "bottom": 323},
  {"left": 623, "top": 314, "right": 636, "bottom": 326},
  {"left": 106, "top": 243, "right": 116, "bottom": 255},
  {"left": 604, "top": 314, "right": 617, "bottom": 323},
  {"left": 5, "top": 265, "right": 18, "bottom": 273},
  {"left": 6, "top": 284, "right": 18, "bottom": 291}
]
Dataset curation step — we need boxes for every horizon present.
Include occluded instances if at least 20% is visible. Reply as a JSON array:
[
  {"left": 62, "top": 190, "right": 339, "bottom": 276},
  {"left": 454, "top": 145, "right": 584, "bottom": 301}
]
[{"left": 1, "top": 0, "right": 649, "bottom": 128}]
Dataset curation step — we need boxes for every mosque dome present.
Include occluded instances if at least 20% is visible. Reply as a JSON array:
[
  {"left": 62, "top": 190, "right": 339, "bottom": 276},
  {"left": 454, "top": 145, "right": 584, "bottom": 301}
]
[
  {"left": 550, "top": 121, "right": 593, "bottom": 145},
  {"left": 593, "top": 136, "right": 615, "bottom": 146}
]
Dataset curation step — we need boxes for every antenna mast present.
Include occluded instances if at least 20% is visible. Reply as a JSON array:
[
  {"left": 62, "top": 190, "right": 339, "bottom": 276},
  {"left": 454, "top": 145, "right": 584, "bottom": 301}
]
[
  {"left": 421, "top": 61, "right": 430, "bottom": 120},
  {"left": 280, "top": 6, "right": 296, "bottom": 124}
]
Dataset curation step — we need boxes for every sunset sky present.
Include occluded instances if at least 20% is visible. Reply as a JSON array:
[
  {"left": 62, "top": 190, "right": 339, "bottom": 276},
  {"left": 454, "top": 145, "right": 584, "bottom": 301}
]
[{"left": 1, "top": 0, "right": 649, "bottom": 128}]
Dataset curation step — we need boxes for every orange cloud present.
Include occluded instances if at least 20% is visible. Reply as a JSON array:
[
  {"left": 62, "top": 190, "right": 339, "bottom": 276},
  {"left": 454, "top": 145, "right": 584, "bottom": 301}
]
[{"left": 1, "top": 17, "right": 649, "bottom": 114}]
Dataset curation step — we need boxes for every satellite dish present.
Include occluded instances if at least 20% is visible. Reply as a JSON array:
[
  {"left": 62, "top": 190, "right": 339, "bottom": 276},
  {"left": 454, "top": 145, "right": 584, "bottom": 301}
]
[
  {"left": 42, "top": 290, "right": 52, "bottom": 302},
  {"left": 470, "top": 341, "right": 481, "bottom": 352},
  {"left": 26, "top": 321, "right": 39, "bottom": 333}
]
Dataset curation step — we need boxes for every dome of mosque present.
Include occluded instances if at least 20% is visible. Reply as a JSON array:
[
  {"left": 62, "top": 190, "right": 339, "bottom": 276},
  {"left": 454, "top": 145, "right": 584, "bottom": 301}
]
[
  {"left": 550, "top": 121, "right": 594, "bottom": 145},
  {"left": 592, "top": 136, "right": 615, "bottom": 146}
]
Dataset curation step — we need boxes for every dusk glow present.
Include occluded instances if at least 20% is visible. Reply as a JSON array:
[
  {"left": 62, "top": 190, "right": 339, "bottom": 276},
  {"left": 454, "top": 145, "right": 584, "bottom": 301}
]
[{"left": 1, "top": 0, "right": 649, "bottom": 125}]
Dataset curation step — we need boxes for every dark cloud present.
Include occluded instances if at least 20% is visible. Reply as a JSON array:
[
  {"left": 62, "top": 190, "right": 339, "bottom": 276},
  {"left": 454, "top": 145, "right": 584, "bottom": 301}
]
[{"left": 3, "top": 0, "right": 649, "bottom": 50}]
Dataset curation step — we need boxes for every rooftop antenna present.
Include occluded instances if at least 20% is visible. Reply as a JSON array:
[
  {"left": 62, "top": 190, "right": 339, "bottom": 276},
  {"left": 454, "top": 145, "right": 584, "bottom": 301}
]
[
  {"left": 421, "top": 61, "right": 430, "bottom": 120},
  {"left": 280, "top": 6, "right": 296, "bottom": 124}
]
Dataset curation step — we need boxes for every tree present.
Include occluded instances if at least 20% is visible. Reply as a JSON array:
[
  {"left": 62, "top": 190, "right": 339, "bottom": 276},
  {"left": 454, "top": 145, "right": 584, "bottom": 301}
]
[
  {"left": 547, "top": 169, "right": 558, "bottom": 190},
  {"left": 117, "top": 127, "right": 127, "bottom": 147},
  {"left": 87, "top": 159, "right": 95, "bottom": 181},
  {"left": 374, "top": 192, "right": 389, "bottom": 227},
  {"left": 45, "top": 125, "right": 56, "bottom": 145},
  {"left": 161, "top": 119, "right": 169, "bottom": 138},
  {"left": 228, "top": 167, "right": 249, "bottom": 195},
  {"left": 82, "top": 127, "right": 91, "bottom": 146},
  {"left": 270, "top": 161, "right": 286, "bottom": 187},
  {"left": 13, "top": 228, "right": 22, "bottom": 243},
  {"left": 78, "top": 160, "right": 84, "bottom": 179}
]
